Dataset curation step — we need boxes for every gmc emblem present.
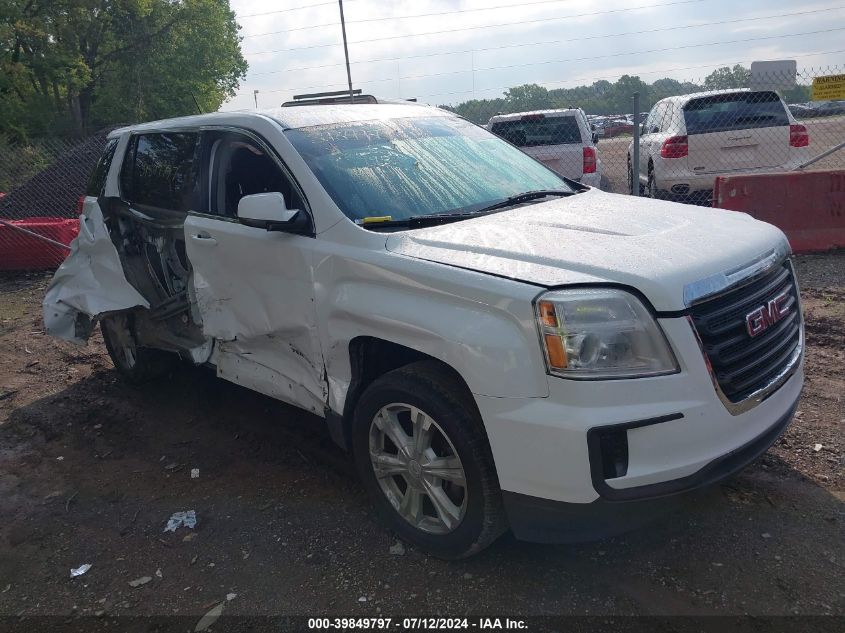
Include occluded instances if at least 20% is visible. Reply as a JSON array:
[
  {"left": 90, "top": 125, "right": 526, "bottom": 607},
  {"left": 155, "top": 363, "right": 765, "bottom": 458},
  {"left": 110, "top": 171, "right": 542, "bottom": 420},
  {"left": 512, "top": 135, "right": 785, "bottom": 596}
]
[{"left": 745, "top": 292, "right": 791, "bottom": 337}]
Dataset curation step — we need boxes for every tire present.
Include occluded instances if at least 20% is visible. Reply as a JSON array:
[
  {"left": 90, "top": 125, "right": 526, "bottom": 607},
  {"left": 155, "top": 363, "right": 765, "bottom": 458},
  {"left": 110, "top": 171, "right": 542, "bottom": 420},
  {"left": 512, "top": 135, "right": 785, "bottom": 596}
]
[
  {"left": 647, "top": 165, "right": 665, "bottom": 200},
  {"left": 627, "top": 160, "right": 644, "bottom": 196},
  {"left": 100, "top": 312, "right": 175, "bottom": 384},
  {"left": 351, "top": 361, "right": 507, "bottom": 559}
]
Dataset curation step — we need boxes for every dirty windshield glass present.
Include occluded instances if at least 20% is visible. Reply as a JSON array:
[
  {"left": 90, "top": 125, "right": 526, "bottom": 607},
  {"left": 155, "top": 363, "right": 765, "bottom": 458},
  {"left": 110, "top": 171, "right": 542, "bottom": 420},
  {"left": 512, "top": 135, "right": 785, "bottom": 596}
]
[{"left": 285, "top": 116, "right": 571, "bottom": 222}]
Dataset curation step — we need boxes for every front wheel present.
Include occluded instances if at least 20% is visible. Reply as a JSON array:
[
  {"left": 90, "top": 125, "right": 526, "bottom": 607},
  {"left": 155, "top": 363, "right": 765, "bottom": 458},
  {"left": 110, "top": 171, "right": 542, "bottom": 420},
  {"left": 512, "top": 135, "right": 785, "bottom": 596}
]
[{"left": 352, "top": 361, "right": 507, "bottom": 559}]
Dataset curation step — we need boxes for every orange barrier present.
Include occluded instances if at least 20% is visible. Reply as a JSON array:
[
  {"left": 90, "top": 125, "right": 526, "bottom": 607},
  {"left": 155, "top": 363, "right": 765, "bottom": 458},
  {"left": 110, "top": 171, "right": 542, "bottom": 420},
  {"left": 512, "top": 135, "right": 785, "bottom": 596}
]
[
  {"left": 713, "top": 170, "right": 845, "bottom": 253},
  {"left": 0, "top": 216, "right": 78, "bottom": 270}
]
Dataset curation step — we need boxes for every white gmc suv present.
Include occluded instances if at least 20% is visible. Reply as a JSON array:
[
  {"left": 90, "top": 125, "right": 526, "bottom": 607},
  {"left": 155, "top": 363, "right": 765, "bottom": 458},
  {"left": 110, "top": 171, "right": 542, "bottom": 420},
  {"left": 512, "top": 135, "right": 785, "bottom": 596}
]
[
  {"left": 628, "top": 89, "right": 810, "bottom": 201},
  {"left": 44, "top": 103, "right": 803, "bottom": 558}
]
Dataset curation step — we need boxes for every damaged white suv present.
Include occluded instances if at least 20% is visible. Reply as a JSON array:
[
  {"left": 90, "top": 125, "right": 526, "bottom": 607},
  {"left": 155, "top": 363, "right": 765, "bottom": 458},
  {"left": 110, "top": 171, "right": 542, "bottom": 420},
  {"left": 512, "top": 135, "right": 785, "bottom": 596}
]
[{"left": 45, "top": 104, "right": 803, "bottom": 558}]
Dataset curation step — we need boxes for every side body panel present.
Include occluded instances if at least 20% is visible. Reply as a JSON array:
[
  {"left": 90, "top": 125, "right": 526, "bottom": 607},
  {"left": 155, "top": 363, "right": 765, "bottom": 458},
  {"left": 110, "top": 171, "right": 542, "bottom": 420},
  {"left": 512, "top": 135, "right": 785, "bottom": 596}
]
[
  {"left": 182, "top": 118, "right": 338, "bottom": 415},
  {"left": 184, "top": 215, "right": 327, "bottom": 414},
  {"left": 309, "top": 220, "right": 550, "bottom": 417}
]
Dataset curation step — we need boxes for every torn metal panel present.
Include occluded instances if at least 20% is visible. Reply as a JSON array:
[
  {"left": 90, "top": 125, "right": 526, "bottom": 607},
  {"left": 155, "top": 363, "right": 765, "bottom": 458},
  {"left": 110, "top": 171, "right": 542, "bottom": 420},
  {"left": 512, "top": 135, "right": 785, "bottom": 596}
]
[
  {"left": 216, "top": 340, "right": 327, "bottom": 416},
  {"left": 42, "top": 202, "right": 149, "bottom": 344},
  {"left": 184, "top": 214, "right": 328, "bottom": 412}
]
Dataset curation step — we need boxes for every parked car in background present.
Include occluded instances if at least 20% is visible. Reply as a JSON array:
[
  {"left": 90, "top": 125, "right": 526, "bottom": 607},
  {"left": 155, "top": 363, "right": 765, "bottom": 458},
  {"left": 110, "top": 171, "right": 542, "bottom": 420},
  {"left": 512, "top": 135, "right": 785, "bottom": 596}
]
[
  {"left": 625, "top": 112, "right": 648, "bottom": 125},
  {"left": 788, "top": 100, "right": 845, "bottom": 118},
  {"left": 44, "top": 103, "right": 803, "bottom": 559},
  {"left": 787, "top": 103, "right": 814, "bottom": 118},
  {"left": 594, "top": 117, "right": 634, "bottom": 137},
  {"left": 487, "top": 108, "right": 601, "bottom": 187},
  {"left": 628, "top": 89, "right": 810, "bottom": 201}
]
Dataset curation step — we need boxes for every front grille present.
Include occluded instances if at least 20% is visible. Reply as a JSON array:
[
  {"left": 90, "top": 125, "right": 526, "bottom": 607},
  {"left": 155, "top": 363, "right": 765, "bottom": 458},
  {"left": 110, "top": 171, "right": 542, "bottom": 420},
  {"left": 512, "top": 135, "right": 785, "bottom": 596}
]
[{"left": 689, "top": 261, "right": 801, "bottom": 403}]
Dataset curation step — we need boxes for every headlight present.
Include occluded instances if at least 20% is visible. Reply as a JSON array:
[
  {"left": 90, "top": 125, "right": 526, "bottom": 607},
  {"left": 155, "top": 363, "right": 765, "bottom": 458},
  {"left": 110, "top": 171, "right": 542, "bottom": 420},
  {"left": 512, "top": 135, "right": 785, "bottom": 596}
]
[{"left": 535, "top": 288, "right": 679, "bottom": 379}]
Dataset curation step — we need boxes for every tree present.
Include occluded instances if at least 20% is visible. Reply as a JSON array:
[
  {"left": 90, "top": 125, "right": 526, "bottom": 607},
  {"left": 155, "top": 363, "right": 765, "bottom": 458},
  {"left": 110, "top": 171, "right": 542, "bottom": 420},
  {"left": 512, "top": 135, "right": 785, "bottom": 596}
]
[
  {"left": 703, "top": 65, "right": 750, "bottom": 91},
  {"left": 0, "top": 0, "right": 247, "bottom": 138},
  {"left": 607, "top": 75, "right": 650, "bottom": 113},
  {"left": 447, "top": 98, "right": 506, "bottom": 124},
  {"left": 503, "top": 84, "right": 549, "bottom": 113}
]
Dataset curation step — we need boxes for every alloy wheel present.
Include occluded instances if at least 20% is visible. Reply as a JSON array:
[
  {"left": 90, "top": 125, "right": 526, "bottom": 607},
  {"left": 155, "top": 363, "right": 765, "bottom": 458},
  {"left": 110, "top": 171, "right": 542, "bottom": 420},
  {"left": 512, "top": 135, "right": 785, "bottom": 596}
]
[{"left": 368, "top": 403, "right": 467, "bottom": 535}]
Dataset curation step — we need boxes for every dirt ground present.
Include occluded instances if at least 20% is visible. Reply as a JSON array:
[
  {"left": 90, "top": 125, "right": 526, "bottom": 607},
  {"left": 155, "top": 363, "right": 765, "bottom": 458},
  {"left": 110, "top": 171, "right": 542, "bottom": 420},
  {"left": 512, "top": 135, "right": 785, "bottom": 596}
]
[{"left": 0, "top": 253, "right": 843, "bottom": 625}]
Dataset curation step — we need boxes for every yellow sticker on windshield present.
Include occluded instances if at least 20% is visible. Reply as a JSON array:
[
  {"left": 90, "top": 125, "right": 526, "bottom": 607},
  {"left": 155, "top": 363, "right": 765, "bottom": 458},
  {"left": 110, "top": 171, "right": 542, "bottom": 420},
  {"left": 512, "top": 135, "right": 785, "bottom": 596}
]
[{"left": 360, "top": 216, "right": 393, "bottom": 224}]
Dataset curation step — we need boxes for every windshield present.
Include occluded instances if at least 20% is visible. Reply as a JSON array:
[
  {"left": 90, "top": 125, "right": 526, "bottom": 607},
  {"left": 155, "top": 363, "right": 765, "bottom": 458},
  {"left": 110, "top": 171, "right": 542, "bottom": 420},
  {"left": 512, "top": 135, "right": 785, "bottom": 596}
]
[{"left": 285, "top": 115, "right": 572, "bottom": 222}]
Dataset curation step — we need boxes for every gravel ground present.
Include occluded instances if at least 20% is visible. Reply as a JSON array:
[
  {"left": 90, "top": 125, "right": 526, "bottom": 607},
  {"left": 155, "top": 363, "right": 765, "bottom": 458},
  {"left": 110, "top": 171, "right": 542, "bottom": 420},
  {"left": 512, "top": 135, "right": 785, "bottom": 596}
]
[{"left": 0, "top": 254, "right": 843, "bottom": 627}]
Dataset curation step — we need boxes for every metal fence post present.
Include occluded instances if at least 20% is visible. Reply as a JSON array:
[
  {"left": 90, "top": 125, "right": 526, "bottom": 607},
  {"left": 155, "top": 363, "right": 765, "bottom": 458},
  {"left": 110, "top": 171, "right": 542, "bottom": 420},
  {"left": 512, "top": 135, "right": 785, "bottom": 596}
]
[{"left": 631, "top": 91, "right": 640, "bottom": 197}]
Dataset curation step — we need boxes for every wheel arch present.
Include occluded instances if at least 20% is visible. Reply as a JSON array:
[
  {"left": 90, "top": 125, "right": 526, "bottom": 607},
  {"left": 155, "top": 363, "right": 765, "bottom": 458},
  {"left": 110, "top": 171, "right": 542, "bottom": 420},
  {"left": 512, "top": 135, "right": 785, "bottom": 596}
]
[{"left": 326, "top": 337, "right": 475, "bottom": 452}]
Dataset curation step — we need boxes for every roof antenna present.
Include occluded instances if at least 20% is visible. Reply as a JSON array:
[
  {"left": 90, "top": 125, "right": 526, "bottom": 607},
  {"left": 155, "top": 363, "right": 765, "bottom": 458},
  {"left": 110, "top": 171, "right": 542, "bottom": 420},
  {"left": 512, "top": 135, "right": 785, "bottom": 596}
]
[{"left": 191, "top": 93, "right": 203, "bottom": 114}]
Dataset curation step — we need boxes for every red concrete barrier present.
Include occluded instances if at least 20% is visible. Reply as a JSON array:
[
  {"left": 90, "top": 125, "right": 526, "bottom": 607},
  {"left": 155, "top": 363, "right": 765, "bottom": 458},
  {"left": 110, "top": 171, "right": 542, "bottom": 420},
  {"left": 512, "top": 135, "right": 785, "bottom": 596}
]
[
  {"left": 0, "top": 216, "right": 78, "bottom": 270},
  {"left": 713, "top": 170, "right": 845, "bottom": 253}
]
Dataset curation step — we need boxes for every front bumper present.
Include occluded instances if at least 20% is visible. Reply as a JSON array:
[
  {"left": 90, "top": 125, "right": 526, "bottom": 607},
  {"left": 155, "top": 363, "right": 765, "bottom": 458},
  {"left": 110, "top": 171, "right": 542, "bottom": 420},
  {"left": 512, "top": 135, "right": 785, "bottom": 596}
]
[
  {"left": 474, "top": 316, "right": 804, "bottom": 542},
  {"left": 579, "top": 171, "right": 602, "bottom": 188},
  {"left": 654, "top": 160, "right": 806, "bottom": 194},
  {"left": 502, "top": 396, "right": 798, "bottom": 542}
]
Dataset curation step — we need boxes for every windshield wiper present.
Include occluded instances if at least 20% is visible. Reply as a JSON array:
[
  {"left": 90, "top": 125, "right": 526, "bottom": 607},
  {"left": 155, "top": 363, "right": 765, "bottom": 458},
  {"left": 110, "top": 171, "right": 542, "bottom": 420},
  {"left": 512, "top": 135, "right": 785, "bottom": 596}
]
[
  {"left": 360, "top": 212, "right": 488, "bottom": 230},
  {"left": 472, "top": 189, "right": 575, "bottom": 215},
  {"left": 360, "top": 190, "right": 576, "bottom": 230}
]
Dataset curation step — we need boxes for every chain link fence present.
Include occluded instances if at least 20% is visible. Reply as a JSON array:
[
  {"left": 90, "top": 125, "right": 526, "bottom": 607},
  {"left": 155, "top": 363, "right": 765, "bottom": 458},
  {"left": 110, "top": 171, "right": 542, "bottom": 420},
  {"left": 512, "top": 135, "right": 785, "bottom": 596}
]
[
  {"left": 0, "top": 132, "right": 109, "bottom": 270},
  {"left": 1, "top": 65, "right": 843, "bottom": 271},
  {"left": 463, "top": 65, "right": 845, "bottom": 203}
]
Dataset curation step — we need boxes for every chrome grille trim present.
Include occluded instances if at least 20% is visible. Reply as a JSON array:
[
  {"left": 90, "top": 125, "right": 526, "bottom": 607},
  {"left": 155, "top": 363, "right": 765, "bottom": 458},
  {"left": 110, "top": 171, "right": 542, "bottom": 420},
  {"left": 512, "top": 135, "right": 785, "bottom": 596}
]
[{"left": 686, "top": 256, "right": 803, "bottom": 416}]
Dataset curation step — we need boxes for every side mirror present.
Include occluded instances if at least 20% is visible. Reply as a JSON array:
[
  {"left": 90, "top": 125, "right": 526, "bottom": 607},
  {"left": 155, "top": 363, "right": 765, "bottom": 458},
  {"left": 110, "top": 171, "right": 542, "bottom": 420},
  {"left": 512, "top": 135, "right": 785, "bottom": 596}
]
[
  {"left": 592, "top": 132, "right": 599, "bottom": 144},
  {"left": 237, "top": 192, "right": 309, "bottom": 233},
  {"left": 640, "top": 123, "right": 647, "bottom": 135}
]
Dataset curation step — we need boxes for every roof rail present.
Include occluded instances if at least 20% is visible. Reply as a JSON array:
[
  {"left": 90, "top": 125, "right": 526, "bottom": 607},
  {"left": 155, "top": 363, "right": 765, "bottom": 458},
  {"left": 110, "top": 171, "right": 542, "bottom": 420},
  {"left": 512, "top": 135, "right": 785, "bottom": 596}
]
[{"left": 282, "top": 89, "right": 378, "bottom": 107}]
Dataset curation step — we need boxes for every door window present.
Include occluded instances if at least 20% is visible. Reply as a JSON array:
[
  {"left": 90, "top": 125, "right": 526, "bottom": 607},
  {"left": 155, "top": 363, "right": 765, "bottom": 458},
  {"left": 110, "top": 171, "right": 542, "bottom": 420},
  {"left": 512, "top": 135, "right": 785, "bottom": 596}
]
[
  {"left": 86, "top": 138, "right": 119, "bottom": 197},
  {"left": 647, "top": 104, "right": 666, "bottom": 134},
  {"left": 207, "top": 132, "right": 303, "bottom": 218},
  {"left": 658, "top": 103, "right": 675, "bottom": 132},
  {"left": 120, "top": 133, "right": 201, "bottom": 212}
]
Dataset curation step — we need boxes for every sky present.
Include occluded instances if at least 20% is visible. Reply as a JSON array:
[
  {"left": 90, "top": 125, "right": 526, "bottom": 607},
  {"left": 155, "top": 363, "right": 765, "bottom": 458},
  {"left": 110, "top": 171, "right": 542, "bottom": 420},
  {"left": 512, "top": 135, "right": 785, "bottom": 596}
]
[{"left": 220, "top": 0, "right": 845, "bottom": 110}]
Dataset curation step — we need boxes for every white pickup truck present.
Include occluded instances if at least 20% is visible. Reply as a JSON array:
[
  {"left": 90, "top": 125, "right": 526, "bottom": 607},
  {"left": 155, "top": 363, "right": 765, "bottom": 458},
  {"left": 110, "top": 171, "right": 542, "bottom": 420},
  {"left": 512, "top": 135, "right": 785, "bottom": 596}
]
[
  {"left": 44, "top": 103, "right": 803, "bottom": 558},
  {"left": 487, "top": 108, "right": 602, "bottom": 188}
]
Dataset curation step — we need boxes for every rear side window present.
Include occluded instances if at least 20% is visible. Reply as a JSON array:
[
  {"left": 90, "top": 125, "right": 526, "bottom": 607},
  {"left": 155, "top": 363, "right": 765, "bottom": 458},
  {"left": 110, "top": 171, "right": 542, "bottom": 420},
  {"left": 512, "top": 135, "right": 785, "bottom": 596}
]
[
  {"left": 683, "top": 92, "right": 789, "bottom": 135},
  {"left": 120, "top": 132, "right": 200, "bottom": 212},
  {"left": 86, "top": 138, "right": 119, "bottom": 197},
  {"left": 490, "top": 116, "right": 582, "bottom": 147}
]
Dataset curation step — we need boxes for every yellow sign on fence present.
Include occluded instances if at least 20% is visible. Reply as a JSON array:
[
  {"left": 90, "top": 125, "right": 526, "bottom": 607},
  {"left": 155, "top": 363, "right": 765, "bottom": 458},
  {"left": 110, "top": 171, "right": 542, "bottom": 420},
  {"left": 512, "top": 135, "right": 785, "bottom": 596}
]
[{"left": 812, "top": 74, "right": 845, "bottom": 101}]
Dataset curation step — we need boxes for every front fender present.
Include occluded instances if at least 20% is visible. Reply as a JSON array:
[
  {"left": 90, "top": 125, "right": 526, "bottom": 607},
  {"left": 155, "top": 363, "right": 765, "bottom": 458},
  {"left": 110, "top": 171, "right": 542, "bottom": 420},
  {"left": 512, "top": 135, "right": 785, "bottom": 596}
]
[{"left": 315, "top": 247, "right": 550, "bottom": 414}]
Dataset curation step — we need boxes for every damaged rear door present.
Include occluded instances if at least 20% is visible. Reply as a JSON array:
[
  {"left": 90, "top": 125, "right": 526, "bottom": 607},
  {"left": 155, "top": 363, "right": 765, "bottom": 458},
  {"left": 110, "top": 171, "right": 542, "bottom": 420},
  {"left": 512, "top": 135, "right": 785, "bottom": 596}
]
[{"left": 184, "top": 128, "right": 327, "bottom": 415}]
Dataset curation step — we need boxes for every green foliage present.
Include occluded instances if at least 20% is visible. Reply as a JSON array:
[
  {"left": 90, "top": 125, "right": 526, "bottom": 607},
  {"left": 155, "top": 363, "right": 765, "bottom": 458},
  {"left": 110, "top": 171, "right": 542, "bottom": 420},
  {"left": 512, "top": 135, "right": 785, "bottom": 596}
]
[
  {"left": 503, "top": 84, "right": 550, "bottom": 112},
  {"left": 702, "top": 64, "right": 750, "bottom": 90},
  {"left": 447, "top": 64, "right": 815, "bottom": 124},
  {"left": 0, "top": 133, "right": 63, "bottom": 191},
  {"left": 0, "top": 0, "right": 247, "bottom": 138}
]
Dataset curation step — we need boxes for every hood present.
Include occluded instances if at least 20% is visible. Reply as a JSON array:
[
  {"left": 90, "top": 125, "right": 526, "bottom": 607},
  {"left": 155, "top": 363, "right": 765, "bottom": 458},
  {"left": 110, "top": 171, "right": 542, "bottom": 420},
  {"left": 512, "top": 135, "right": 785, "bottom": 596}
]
[{"left": 385, "top": 189, "right": 788, "bottom": 311}]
